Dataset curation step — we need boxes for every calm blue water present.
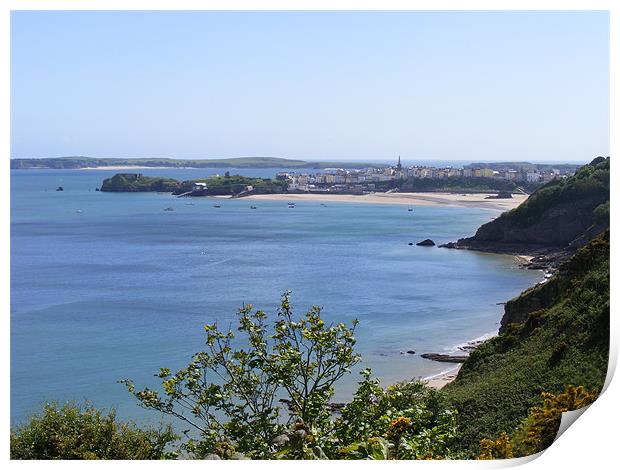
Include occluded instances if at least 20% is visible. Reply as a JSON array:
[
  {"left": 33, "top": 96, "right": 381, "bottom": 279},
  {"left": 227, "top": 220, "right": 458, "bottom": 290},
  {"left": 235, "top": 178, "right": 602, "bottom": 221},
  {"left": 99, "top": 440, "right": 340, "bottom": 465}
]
[{"left": 10, "top": 168, "right": 541, "bottom": 425}]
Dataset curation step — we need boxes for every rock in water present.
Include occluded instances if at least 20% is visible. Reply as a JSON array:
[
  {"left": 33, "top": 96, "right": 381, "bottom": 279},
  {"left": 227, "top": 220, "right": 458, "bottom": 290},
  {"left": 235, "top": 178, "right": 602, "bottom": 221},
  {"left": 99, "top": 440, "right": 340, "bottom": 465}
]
[
  {"left": 420, "top": 353, "right": 468, "bottom": 363},
  {"left": 439, "top": 242, "right": 457, "bottom": 249},
  {"left": 416, "top": 239, "right": 436, "bottom": 247}
]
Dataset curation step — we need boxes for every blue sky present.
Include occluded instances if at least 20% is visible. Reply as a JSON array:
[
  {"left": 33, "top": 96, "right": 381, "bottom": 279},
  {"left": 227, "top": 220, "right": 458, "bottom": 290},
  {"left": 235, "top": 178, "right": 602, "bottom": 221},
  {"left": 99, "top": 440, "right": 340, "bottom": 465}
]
[{"left": 11, "top": 11, "right": 609, "bottom": 162}]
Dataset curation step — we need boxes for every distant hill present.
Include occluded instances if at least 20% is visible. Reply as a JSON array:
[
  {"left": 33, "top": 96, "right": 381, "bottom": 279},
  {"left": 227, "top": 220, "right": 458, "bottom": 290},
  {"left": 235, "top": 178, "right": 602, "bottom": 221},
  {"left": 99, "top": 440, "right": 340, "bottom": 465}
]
[
  {"left": 447, "top": 157, "right": 609, "bottom": 259},
  {"left": 9, "top": 156, "right": 388, "bottom": 170},
  {"left": 464, "top": 161, "right": 584, "bottom": 172}
]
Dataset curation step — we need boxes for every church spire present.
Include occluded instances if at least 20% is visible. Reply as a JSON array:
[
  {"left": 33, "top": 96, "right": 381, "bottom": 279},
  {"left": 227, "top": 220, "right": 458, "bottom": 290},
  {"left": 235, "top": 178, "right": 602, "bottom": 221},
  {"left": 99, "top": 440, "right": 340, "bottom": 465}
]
[{"left": 397, "top": 155, "right": 402, "bottom": 172}]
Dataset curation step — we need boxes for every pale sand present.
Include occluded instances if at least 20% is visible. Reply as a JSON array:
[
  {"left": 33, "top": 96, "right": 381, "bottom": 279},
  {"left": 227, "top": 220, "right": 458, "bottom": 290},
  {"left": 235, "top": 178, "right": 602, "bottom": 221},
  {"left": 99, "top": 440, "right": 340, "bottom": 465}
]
[
  {"left": 425, "top": 365, "right": 463, "bottom": 389},
  {"left": 245, "top": 192, "right": 528, "bottom": 211}
]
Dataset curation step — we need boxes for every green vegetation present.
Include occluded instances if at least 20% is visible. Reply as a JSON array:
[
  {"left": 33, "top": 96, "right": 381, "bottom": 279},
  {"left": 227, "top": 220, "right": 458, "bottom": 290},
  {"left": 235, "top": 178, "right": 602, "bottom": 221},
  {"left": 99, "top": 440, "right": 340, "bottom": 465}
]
[
  {"left": 461, "top": 157, "right": 610, "bottom": 247},
  {"left": 502, "top": 157, "right": 609, "bottom": 228},
  {"left": 478, "top": 385, "right": 599, "bottom": 459},
  {"left": 335, "top": 372, "right": 461, "bottom": 459},
  {"left": 445, "top": 230, "right": 609, "bottom": 454},
  {"left": 178, "top": 174, "right": 287, "bottom": 195},
  {"left": 121, "top": 291, "right": 360, "bottom": 459},
  {"left": 119, "top": 292, "right": 463, "bottom": 460},
  {"left": 100, "top": 173, "right": 181, "bottom": 192},
  {"left": 10, "top": 402, "right": 178, "bottom": 460},
  {"left": 100, "top": 173, "right": 287, "bottom": 195},
  {"left": 10, "top": 156, "right": 388, "bottom": 170}
]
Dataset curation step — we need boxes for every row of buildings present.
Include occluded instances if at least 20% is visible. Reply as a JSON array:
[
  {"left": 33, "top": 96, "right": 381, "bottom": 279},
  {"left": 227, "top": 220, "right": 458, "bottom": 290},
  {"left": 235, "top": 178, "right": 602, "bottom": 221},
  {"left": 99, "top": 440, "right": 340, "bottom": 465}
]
[{"left": 277, "top": 157, "right": 576, "bottom": 193}]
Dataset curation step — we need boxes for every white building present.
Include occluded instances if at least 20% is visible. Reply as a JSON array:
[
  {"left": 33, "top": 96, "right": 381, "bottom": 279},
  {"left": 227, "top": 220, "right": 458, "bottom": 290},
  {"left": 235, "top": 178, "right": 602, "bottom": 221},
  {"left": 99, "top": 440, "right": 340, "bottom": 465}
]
[{"left": 526, "top": 172, "right": 541, "bottom": 183}]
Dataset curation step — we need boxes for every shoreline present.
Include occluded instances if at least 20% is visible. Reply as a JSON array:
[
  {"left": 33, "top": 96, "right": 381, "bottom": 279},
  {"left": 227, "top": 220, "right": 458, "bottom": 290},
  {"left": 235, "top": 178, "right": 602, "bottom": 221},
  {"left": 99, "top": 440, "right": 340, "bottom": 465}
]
[
  {"left": 245, "top": 192, "right": 528, "bottom": 211},
  {"left": 424, "top": 331, "right": 499, "bottom": 389},
  {"left": 425, "top": 365, "right": 463, "bottom": 389}
]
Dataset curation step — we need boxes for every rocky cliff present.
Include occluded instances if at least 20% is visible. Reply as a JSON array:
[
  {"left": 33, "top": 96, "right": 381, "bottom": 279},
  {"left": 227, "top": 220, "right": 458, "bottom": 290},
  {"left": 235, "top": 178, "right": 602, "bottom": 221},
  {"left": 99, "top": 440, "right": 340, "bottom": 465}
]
[{"left": 444, "top": 157, "right": 609, "bottom": 262}]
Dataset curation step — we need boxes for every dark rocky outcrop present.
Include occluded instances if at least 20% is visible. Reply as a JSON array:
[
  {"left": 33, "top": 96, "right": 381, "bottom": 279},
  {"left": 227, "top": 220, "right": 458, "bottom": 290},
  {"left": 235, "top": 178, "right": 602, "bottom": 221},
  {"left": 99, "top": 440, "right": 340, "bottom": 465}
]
[
  {"left": 484, "top": 191, "right": 513, "bottom": 199},
  {"left": 416, "top": 239, "right": 436, "bottom": 247},
  {"left": 438, "top": 241, "right": 457, "bottom": 249},
  {"left": 420, "top": 353, "right": 468, "bottom": 363}
]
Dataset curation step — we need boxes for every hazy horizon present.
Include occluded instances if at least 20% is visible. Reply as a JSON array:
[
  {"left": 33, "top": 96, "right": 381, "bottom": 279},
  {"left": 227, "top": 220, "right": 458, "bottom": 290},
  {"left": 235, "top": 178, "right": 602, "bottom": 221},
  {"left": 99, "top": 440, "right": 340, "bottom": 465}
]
[
  {"left": 10, "top": 155, "right": 592, "bottom": 166},
  {"left": 11, "top": 11, "right": 609, "bottom": 162}
]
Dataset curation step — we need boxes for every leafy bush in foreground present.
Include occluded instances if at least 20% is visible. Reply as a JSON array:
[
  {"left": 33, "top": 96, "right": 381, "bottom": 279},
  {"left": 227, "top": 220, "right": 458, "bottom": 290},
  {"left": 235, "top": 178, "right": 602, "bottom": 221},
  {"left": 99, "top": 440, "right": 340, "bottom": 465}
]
[
  {"left": 121, "top": 291, "right": 360, "bottom": 459},
  {"left": 121, "top": 291, "right": 461, "bottom": 459},
  {"left": 332, "top": 370, "right": 461, "bottom": 459},
  {"left": 10, "top": 402, "right": 178, "bottom": 460}
]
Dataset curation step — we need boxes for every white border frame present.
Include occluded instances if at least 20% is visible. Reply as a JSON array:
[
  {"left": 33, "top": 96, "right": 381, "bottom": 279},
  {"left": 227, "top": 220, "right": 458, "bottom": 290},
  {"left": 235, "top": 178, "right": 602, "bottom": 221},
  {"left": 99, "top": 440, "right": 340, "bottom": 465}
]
[{"left": 2, "top": 1, "right": 616, "bottom": 468}]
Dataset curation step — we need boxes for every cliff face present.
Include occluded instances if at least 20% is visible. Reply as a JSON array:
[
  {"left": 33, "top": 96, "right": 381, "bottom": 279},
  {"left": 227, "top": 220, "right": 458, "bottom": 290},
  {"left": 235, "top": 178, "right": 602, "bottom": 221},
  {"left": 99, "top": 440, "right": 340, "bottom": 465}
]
[{"left": 451, "top": 157, "right": 609, "bottom": 256}]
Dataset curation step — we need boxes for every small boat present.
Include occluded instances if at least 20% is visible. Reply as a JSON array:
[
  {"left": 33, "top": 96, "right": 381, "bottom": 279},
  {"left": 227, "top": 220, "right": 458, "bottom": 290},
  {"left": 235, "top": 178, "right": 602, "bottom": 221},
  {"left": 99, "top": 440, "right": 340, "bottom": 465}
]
[
  {"left": 213, "top": 204, "right": 221, "bottom": 208},
  {"left": 288, "top": 202, "right": 295, "bottom": 208},
  {"left": 164, "top": 207, "right": 174, "bottom": 211},
  {"left": 56, "top": 186, "right": 64, "bottom": 191},
  {"left": 250, "top": 206, "right": 257, "bottom": 209},
  {"left": 407, "top": 208, "right": 413, "bottom": 212}
]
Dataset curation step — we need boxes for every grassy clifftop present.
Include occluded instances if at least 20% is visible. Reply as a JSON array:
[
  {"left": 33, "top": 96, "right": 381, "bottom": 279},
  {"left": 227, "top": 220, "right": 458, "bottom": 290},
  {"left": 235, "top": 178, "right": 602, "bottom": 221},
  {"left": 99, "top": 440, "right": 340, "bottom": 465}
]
[
  {"left": 454, "top": 157, "right": 609, "bottom": 251},
  {"left": 445, "top": 230, "right": 609, "bottom": 454}
]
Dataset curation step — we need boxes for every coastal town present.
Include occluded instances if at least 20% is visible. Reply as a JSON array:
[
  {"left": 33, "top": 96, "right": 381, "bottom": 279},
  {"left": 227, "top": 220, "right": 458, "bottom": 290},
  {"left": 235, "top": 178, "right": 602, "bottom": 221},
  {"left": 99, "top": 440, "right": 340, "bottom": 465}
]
[{"left": 277, "top": 157, "right": 578, "bottom": 194}]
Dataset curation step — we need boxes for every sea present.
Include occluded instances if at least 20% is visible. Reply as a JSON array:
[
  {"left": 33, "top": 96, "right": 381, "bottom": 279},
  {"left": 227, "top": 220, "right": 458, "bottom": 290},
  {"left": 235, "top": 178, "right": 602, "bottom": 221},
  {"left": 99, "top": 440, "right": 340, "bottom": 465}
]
[{"left": 10, "top": 168, "right": 542, "bottom": 426}]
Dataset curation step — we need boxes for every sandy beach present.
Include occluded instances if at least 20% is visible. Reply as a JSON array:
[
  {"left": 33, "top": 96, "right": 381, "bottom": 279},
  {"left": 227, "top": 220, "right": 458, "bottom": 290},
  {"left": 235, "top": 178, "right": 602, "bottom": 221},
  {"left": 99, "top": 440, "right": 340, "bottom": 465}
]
[
  {"left": 425, "top": 365, "right": 462, "bottom": 389},
  {"left": 246, "top": 192, "right": 528, "bottom": 211}
]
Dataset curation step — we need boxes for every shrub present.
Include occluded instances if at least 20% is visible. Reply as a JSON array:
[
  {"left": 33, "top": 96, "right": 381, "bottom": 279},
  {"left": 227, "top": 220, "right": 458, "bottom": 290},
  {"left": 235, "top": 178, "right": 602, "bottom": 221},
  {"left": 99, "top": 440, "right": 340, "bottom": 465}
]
[
  {"left": 10, "top": 402, "right": 178, "bottom": 460},
  {"left": 478, "top": 385, "right": 599, "bottom": 459},
  {"left": 333, "top": 370, "right": 461, "bottom": 460},
  {"left": 121, "top": 291, "right": 360, "bottom": 459}
]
